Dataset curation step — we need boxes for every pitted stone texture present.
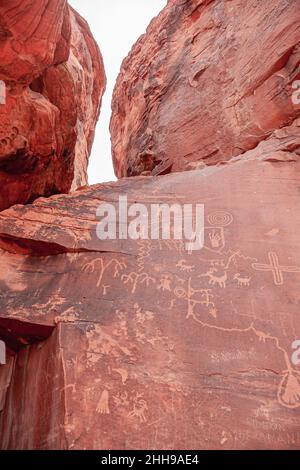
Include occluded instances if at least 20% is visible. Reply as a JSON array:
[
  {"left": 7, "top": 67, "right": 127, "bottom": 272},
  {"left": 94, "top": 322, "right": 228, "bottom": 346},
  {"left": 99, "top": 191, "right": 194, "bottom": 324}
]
[
  {"left": 0, "top": 1, "right": 106, "bottom": 211},
  {"left": 0, "top": 135, "right": 300, "bottom": 448},
  {"left": 110, "top": 0, "right": 300, "bottom": 177}
]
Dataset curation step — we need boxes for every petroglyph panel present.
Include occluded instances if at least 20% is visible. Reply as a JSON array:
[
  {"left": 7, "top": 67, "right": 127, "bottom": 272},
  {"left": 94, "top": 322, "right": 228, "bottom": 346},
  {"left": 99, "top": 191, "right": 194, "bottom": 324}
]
[{"left": 0, "top": 158, "right": 300, "bottom": 448}]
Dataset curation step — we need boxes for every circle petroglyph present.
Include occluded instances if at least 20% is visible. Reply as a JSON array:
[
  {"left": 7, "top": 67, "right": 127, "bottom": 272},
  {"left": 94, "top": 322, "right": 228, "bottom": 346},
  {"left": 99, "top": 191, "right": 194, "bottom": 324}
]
[
  {"left": 174, "top": 286, "right": 187, "bottom": 299},
  {"left": 207, "top": 211, "right": 233, "bottom": 227}
]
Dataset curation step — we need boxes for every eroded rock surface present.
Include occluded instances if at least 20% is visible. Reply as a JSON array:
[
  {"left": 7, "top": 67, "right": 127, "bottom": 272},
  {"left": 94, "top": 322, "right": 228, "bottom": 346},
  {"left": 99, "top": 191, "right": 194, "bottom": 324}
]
[
  {"left": 1, "top": 0, "right": 300, "bottom": 451},
  {"left": 0, "top": 0, "right": 106, "bottom": 211},
  {"left": 0, "top": 129, "right": 300, "bottom": 448},
  {"left": 110, "top": 0, "right": 300, "bottom": 177}
]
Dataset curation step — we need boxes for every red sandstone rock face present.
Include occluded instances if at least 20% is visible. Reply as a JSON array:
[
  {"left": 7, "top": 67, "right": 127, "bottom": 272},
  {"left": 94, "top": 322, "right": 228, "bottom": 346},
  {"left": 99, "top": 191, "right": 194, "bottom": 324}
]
[
  {"left": 0, "top": 124, "right": 300, "bottom": 449},
  {"left": 0, "top": 0, "right": 106, "bottom": 211},
  {"left": 1, "top": 0, "right": 300, "bottom": 452},
  {"left": 110, "top": 0, "right": 300, "bottom": 177}
]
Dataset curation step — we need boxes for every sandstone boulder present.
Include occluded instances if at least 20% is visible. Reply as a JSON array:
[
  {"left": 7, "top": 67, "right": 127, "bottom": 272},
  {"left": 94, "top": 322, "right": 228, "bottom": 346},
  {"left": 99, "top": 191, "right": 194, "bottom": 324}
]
[
  {"left": 110, "top": 0, "right": 300, "bottom": 177},
  {"left": 0, "top": 127, "right": 300, "bottom": 448},
  {"left": 0, "top": 0, "right": 106, "bottom": 211}
]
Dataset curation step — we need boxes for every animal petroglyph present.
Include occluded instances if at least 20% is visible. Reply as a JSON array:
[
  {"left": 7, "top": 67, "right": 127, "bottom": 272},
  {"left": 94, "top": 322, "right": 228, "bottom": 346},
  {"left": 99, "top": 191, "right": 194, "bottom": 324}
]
[
  {"left": 185, "top": 298, "right": 300, "bottom": 410},
  {"left": 201, "top": 268, "right": 227, "bottom": 288},
  {"left": 176, "top": 259, "right": 194, "bottom": 273},
  {"left": 234, "top": 273, "right": 251, "bottom": 287}
]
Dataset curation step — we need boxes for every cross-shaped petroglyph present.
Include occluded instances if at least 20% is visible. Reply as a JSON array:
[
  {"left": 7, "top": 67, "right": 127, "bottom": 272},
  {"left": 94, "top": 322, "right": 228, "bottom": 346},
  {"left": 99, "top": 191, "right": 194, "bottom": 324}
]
[{"left": 252, "top": 252, "right": 300, "bottom": 286}]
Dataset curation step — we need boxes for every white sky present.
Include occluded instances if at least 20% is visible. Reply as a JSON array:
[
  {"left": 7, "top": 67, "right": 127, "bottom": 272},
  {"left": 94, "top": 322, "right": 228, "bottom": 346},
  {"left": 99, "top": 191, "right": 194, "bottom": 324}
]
[{"left": 69, "top": 0, "right": 167, "bottom": 184}]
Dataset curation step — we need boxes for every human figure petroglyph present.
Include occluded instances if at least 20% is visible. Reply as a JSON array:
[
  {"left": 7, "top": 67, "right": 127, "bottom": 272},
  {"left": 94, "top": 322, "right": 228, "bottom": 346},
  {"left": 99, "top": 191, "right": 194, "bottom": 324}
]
[
  {"left": 121, "top": 272, "right": 155, "bottom": 294},
  {"left": 201, "top": 211, "right": 234, "bottom": 253},
  {"left": 82, "top": 257, "right": 127, "bottom": 288},
  {"left": 234, "top": 273, "right": 251, "bottom": 287},
  {"left": 175, "top": 278, "right": 215, "bottom": 319},
  {"left": 158, "top": 275, "right": 172, "bottom": 292},
  {"left": 209, "top": 230, "right": 223, "bottom": 249},
  {"left": 154, "top": 222, "right": 300, "bottom": 410}
]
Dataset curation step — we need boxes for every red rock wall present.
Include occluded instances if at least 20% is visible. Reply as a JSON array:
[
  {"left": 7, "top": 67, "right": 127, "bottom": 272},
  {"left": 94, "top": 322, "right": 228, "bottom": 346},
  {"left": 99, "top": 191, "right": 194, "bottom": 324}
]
[
  {"left": 0, "top": 0, "right": 106, "bottom": 211},
  {"left": 0, "top": 331, "right": 66, "bottom": 450},
  {"left": 110, "top": 0, "right": 300, "bottom": 177},
  {"left": 0, "top": 125, "right": 300, "bottom": 448},
  {"left": 0, "top": 0, "right": 300, "bottom": 451}
]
